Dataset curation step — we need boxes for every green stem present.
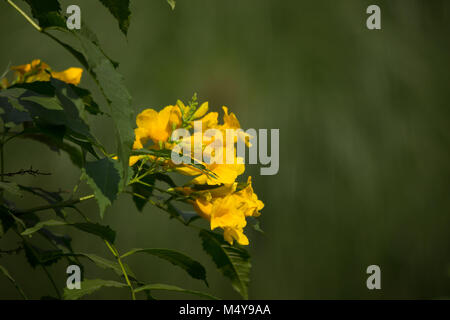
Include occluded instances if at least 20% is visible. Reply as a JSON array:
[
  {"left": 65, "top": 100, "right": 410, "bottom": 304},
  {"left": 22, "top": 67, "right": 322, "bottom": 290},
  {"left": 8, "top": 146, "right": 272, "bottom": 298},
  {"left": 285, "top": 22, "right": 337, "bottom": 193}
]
[
  {"left": 6, "top": 0, "right": 42, "bottom": 32},
  {"left": 104, "top": 240, "right": 136, "bottom": 300}
]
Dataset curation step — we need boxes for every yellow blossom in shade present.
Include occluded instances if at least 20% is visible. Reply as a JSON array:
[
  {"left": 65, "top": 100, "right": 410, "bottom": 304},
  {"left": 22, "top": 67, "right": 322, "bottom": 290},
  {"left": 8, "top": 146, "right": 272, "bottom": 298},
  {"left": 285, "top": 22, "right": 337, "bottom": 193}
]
[
  {"left": 51, "top": 68, "right": 83, "bottom": 85},
  {"left": 10, "top": 59, "right": 83, "bottom": 86},
  {"left": 135, "top": 106, "right": 182, "bottom": 143}
]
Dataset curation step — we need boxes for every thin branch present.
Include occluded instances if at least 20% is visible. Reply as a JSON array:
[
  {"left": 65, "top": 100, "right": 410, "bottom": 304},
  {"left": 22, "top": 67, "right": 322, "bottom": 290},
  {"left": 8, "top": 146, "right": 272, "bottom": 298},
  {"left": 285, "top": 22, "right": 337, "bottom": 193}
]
[
  {"left": 6, "top": 0, "right": 42, "bottom": 32},
  {"left": 0, "top": 166, "right": 51, "bottom": 177}
]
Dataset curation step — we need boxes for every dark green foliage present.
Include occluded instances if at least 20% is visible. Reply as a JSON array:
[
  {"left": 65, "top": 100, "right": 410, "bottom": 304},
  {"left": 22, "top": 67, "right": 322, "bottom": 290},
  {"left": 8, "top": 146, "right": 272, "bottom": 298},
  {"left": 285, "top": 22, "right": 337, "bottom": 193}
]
[
  {"left": 121, "top": 248, "right": 208, "bottom": 285},
  {"left": 83, "top": 158, "right": 121, "bottom": 217},
  {"left": 200, "top": 230, "right": 251, "bottom": 299},
  {"left": 98, "top": 0, "right": 131, "bottom": 35}
]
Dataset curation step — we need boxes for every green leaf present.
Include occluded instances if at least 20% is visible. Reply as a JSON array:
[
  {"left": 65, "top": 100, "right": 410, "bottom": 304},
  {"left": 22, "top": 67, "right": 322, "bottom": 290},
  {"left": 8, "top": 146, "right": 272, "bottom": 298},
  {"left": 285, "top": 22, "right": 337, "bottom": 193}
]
[
  {"left": 20, "top": 219, "right": 116, "bottom": 243},
  {"left": 199, "top": 230, "right": 251, "bottom": 299},
  {"left": 166, "top": 202, "right": 200, "bottom": 225},
  {"left": 71, "top": 29, "right": 134, "bottom": 189},
  {"left": 166, "top": 0, "right": 176, "bottom": 10},
  {"left": 83, "top": 158, "right": 121, "bottom": 218},
  {"left": 63, "top": 279, "right": 127, "bottom": 300},
  {"left": 23, "top": 242, "right": 63, "bottom": 268},
  {"left": 0, "top": 206, "right": 17, "bottom": 237},
  {"left": 154, "top": 172, "right": 177, "bottom": 188},
  {"left": 134, "top": 283, "right": 218, "bottom": 300},
  {"left": 21, "top": 219, "right": 67, "bottom": 236},
  {"left": 132, "top": 174, "right": 155, "bottom": 212},
  {"left": 23, "top": 0, "right": 65, "bottom": 28},
  {"left": 72, "top": 222, "right": 116, "bottom": 243},
  {"left": 48, "top": 252, "right": 135, "bottom": 280},
  {"left": 1, "top": 82, "right": 101, "bottom": 160},
  {"left": 0, "top": 181, "right": 23, "bottom": 197},
  {"left": 121, "top": 248, "right": 208, "bottom": 285},
  {"left": 0, "top": 265, "right": 28, "bottom": 299},
  {"left": 19, "top": 127, "right": 84, "bottom": 168},
  {"left": 79, "top": 253, "right": 135, "bottom": 279},
  {"left": 22, "top": 1, "right": 135, "bottom": 189},
  {"left": 98, "top": 0, "right": 131, "bottom": 36},
  {"left": 70, "top": 86, "right": 102, "bottom": 115}
]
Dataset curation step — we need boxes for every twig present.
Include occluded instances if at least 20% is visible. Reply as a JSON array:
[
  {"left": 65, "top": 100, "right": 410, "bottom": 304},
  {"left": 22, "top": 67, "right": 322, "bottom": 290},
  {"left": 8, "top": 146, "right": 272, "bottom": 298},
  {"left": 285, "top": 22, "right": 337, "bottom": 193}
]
[
  {"left": 0, "top": 166, "right": 51, "bottom": 177},
  {"left": 6, "top": 0, "right": 42, "bottom": 32}
]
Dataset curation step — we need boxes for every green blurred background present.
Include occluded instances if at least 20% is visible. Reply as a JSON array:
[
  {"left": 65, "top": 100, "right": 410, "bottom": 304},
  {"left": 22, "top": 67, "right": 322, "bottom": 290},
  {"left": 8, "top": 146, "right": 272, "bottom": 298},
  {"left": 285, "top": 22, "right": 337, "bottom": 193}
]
[{"left": 1, "top": 0, "right": 450, "bottom": 299}]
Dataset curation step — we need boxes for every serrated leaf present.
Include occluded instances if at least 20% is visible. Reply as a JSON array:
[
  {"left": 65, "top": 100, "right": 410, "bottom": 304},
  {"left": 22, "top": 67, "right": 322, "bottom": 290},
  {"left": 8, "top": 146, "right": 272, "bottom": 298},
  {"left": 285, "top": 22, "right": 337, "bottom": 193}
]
[
  {"left": 21, "top": 219, "right": 67, "bottom": 236},
  {"left": 79, "top": 253, "right": 135, "bottom": 279},
  {"left": 70, "top": 86, "right": 102, "bottom": 115},
  {"left": 63, "top": 278, "right": 126, "bottom": 300},
  {"left": 121, "top": 248, "right": 207, "bottom": 285},
  {"left": 154, "top": 172, "right": 177, "bottom": 188},
  {"left": 71, "top": 222, "right": 116, "bottom": 243},
  {"left": 20, "top": 219, "right": 116, "bottom": 243},
  {"left": 1, "top": 82, "right": 101, "bottom": 160},
  {"left": 72, "top": 30, "right": 134, "bottom": 189},
  {"left": 50, "top": 252, "right": 135, "bottom": 280},
  {"left": 166, "top": 202, "right": 200, "bottom": 225},
  {"left": 21, "top": 1, "right": 135, "bottom": 190},
  {"left": 83, "top": 158, "right": 121, "bottom": 218},
  {"left": 23, "top": 0, "right": 65, "bottom": 28},
  {"left": 132, "top": 174, "right": 155, "bottom": 212},
  {"left": 199, "top": 230, "right": 251, "bottom": 299},
  {"left": 134, "top": 283, "right": 218, "bottom": 300},
  {"left": 98, "top": 0, "right": 131, "bottom": 36},
  {"left": 23, "top": 242, "right": 63, "bottom": 268}
]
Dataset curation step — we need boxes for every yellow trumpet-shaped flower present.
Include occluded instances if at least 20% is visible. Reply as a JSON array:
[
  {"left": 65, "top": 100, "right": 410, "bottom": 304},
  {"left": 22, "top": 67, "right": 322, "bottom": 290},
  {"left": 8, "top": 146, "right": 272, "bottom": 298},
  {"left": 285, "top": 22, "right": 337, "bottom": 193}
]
[
  {"left": 179, "top": 176, "right": 264, "bottom": 245},
  {"left": 135, "top": 106, "right": 182, "bottom": 143},
  {"left": 235, "top": 176, "right": 264, "bottom": 217}
]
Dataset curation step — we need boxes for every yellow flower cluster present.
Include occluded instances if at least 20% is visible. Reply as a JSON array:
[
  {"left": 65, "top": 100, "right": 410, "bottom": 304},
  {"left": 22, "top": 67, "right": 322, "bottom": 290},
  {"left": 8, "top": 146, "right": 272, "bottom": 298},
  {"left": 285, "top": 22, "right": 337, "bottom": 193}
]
[
  {"left": 0, "top": 59, "right": 83, "bottom": 89},
  {"left": 131, "top": 99, "right": 264, "bottom": 245}
]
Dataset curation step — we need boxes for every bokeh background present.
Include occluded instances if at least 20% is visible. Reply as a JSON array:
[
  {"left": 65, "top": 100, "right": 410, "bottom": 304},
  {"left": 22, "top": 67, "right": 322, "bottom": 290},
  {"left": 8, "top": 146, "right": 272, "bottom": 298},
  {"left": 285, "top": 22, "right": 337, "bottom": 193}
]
[{"left": 1, "top": 0, "right": 450, "bottom": 299}]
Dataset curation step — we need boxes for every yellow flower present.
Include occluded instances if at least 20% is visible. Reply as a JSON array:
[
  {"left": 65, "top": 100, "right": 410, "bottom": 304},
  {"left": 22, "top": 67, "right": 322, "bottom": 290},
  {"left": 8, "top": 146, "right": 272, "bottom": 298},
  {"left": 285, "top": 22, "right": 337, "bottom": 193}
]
[
  {"left": 235, "top": 176, "right": 264, "bottom": 217},
  {"left": 179, "top": 177, "right": 263, "bottom": 246},
  {"left": 135, "top": 106, "right": 182, "bottom": 143},
  {"left": 209, "top": 195, "right": 249, "bottom": 245},
  {"left": 191, "top": 161, "right": 245, "bottom": 185},
  {"left": 9, "top": 59, "right": 83, "bottom": 85},
  {"left": 51, "top": 68, "right": 83, "bottom": 85}
]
